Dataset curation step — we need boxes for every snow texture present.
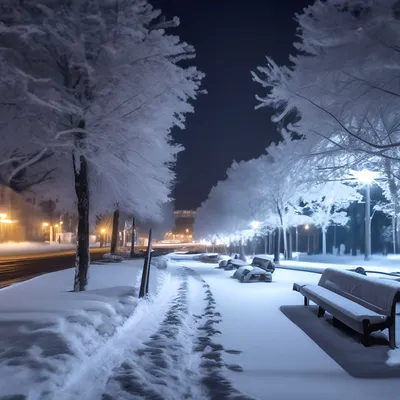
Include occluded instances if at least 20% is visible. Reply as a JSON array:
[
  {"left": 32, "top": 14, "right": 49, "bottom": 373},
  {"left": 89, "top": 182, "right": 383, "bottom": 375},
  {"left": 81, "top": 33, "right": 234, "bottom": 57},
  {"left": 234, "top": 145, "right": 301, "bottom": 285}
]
[
  {"left": 2, "top": 254, "right": 400, "bottom": 398},
  {"left": 0, "top": 260, "right": 165, "bottom": 398}
]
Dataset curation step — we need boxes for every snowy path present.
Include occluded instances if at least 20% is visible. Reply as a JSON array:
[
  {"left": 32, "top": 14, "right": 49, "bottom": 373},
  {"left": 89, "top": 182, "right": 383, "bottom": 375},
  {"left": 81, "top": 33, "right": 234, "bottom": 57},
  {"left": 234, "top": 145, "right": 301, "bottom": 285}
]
[
  {"left": 102, "top": 266, "right": 249, "bottom": 400},
  {"left": 179, "top": 261, "right": 400, "bottom": 400}
]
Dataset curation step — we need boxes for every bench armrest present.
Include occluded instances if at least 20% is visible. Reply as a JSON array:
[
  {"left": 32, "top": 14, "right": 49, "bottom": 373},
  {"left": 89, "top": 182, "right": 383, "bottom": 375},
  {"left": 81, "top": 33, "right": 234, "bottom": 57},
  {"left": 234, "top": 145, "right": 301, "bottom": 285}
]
[{"left": 293, "top": 283, "right": 305, "bottom": 292}]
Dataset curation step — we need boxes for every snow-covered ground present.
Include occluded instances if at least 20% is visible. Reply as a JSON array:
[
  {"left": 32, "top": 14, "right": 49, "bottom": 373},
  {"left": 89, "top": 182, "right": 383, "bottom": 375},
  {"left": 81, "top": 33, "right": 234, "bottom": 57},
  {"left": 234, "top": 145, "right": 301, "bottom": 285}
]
[
  {"left": 0, "top": 241, "right": 100, "bottom": 256},
  {"left": 2, "top": 254, "right": 400, "bottom": 399},
  {"left": 293, "top": 253, "right": 400, "bottom": 270},
  {"left": 175, "top": 260, "right": 400, "bottom": 400},
  {"left": 0, "top": 259, "right": 169, "bottom": 398}
]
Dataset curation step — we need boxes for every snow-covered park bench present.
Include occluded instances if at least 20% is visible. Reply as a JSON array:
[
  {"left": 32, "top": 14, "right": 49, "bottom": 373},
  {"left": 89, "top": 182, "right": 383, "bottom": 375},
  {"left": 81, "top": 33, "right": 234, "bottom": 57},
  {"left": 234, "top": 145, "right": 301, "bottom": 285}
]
[
  {"left": 293, "top": 268, "right": 400, "bottom": 348},
  {"left": 229, "top": 256, "right": 275, "bottom": 272}
]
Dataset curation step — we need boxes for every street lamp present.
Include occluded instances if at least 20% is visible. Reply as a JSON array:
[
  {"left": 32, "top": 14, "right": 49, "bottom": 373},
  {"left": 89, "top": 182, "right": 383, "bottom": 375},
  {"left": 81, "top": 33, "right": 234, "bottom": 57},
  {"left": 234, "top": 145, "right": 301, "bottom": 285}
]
[
  {"left": 250, "top": 220, "right": 261, "bottom": 230},
  {"left": 350, "top": 169, "right": 379, "bottom": 261},
  {"left": 305, "top": 225, "right": 310, "bottom": 253}
]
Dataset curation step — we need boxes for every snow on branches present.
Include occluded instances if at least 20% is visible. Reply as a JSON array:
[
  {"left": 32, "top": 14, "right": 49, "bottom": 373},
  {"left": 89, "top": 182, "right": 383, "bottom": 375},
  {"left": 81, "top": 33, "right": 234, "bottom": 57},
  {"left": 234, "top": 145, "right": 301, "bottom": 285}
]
[{"left": 0, "top": 0, "right": 204, "bottom": 220}]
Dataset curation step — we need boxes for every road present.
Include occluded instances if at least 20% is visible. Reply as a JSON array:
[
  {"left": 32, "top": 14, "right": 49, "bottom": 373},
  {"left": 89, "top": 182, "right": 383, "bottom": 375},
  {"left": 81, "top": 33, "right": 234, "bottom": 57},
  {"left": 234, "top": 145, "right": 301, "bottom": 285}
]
[
  {"left": 0, "top": 248, "right": 109, "bottom": 288},
  {"left": 0, "top": 243, "right": 207, "bottom": 289}
]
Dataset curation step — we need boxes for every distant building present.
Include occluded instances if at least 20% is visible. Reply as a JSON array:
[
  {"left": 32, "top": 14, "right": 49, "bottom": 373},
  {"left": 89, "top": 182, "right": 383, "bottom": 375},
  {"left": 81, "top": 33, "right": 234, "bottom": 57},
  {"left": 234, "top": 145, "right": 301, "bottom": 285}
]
[{"left": 164, "top": 210, "right": 196, "bottom": 242}]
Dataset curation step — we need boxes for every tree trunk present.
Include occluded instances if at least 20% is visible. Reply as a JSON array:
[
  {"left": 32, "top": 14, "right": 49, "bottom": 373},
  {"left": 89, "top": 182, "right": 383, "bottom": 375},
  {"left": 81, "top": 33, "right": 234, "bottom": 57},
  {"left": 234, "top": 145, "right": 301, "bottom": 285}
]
[
  {"left": 273, "top": 227, "right": 280, "bottom": 264},
  {"left": 322, "top": 227, "right": 327, "bottom": 255},
  {"left": 288, "top": 228, "right": 293, "bottom": 260},
  {"left": 130, "top": 216, "right": 136, "bottom": 258},
  {"left": 73, "top": 152, "right": 90, "bottom": 292},
  {"left": 393, "top": 216, "right": 397, "bottom": 255},
  {"left": 282, "top": 227, "right": 288, "bottom": 260},
  {"left": 239, "top": 238, "right": 246, "bottom": 261},
  {"left": 110, "top": 209, "right": 120, "bottom": 255},
  {"left": 264, "top": 234, "right": 267, "bottom": 255},
  {"left": 269, "top": 231, "right": 274, "bottom": 254}
]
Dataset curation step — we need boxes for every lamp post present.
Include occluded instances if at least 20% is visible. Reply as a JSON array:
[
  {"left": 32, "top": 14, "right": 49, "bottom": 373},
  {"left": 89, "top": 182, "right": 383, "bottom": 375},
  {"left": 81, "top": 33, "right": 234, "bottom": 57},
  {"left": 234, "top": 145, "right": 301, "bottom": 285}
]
[
  {"left": 100, "top": 228, "right": 106, "bottom": 248},
  {"left": 305, "top": 224, "right": 310, "bottom": 254},
  {"left": 350, "top": 169, "right": 379, "bottom": 261}
]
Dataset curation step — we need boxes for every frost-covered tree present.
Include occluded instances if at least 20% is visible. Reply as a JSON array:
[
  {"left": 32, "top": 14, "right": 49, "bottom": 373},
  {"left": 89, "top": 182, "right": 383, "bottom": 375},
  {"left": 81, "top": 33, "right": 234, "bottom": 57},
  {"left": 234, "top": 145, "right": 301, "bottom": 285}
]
[
  {"left": 195, "top": 138, "right": 308, "bottom": 260},
  {"left": 0, "top": 0, "right": 203, "bottom": 290},
  {"left": 302, "top": 182, "right": 361, "bottom": 255},
  {"left": 253, "top": 0, "right": 400, "bottom": 163}
]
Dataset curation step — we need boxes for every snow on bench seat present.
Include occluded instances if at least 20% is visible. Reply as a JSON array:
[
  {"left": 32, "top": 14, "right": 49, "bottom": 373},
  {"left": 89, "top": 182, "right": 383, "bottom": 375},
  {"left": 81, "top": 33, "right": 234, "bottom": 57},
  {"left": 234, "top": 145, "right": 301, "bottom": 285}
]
[{"left": 301, "top": 284, "right": 387, "bottom": 323}]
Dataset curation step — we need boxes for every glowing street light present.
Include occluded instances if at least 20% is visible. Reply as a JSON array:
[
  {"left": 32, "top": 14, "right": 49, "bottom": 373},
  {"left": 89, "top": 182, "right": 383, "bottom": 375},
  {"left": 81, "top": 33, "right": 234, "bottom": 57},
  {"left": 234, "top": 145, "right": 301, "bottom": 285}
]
[
  {"left": 304, "top": 224, "right": 310, "bottom": 230},
  {"left": 350, "top": 169, "right": 379, "bottom": 261},
  {"left": 42, "top": 222, "right": 49, "bottom": 227},
  {"left": 101, "top": 228, "right": 106, "bottom": 234},
  {"left": 250, "top": 220, "right": 261, "bottom": 230},
  {"left": 0, "top": 219, "right": 17, "bottom": 224},
  {"left": 350, "top": 169, "right": 379, "bottom": 184},
  {"left": 0, "top": 213, "right": 7, "bottom": 220}
]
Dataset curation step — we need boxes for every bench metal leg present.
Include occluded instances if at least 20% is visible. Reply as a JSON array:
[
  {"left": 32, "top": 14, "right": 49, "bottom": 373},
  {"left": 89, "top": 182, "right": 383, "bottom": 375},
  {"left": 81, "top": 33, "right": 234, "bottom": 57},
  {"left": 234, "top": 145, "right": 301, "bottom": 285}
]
[
  {"left": 317, "top": 307, "right": 325, "bottom": 318},
  {"left": 304, "top": 297, "right": 309, "bottom": 306},
  {"left": 332, "top": 317, "right": 339, "bottom": 327},
  {"left": 389, "top": 322, "right": 396, "bottom": 349},
  {"left": 362, "top": 320, "right": 370, "bottom": 347}
]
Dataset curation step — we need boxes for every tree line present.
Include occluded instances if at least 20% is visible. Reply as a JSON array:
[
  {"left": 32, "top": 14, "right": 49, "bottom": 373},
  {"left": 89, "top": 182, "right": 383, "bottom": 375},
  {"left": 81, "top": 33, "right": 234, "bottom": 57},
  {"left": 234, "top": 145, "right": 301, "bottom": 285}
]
[
  {"left": 0, "top": 0, "right": 204, "bottom": 290},
  {"left": 195, "top": 0, "right": 400, "bottom": 258}
]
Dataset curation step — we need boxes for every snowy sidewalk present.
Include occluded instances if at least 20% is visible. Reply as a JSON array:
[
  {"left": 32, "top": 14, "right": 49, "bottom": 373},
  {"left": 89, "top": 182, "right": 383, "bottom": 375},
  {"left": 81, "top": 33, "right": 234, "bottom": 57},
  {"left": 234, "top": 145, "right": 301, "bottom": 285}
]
[
  {"left": 179, "top": 261, "right": 400, "bottom": 400},
  {"left": 102, "top": 266, "right": 249, "bottom": 399}
]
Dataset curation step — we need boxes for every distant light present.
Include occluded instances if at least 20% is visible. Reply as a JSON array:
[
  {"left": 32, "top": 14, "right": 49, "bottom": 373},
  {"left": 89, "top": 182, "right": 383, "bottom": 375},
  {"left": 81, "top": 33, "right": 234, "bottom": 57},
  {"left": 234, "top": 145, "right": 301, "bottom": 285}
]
[
  {"left": 250, "top": 220, "right": 261, "bottom": 229},
  {"left": 60, "top": 221, "right": 63, "bottom": 225},
  {"left": 0, "top": 213, "right": 7, "bottom": 220},
  {"left": 42, "top": 222, "right": 49, "bottom": 227},
  {"left": 305, "top": 224, "right": 310, "bottom": 230},
  {"left": 0, "top": 219, "right": 17, "bottom": 224},
  {"left": 350, "top": 169, "right": 379, "bottom": 184},
  {"left": 185, "top": 228, "right": 189, "bottom": 233},
  {"left": 55, "top": 224, "right": 59, "bottom": 228},
  {"left": 101, "top": 228, "right": 106, "bottom": 233}
]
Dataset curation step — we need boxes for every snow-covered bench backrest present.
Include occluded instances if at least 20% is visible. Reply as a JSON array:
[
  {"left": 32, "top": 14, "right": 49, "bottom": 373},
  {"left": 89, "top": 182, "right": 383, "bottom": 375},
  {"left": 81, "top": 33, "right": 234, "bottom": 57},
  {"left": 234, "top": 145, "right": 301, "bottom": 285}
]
[{"left": 318, "top": 268, "right": 400, "bottom": 316}]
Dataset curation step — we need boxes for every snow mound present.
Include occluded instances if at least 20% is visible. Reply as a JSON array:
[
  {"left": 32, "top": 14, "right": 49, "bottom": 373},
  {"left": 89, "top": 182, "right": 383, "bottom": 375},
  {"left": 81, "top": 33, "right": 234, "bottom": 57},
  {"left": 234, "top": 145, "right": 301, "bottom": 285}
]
[
  {"left": 0, "top": 287, "right": 138, "bottom": 398},
  {"left": 0, "top": 260, "right": 165, "bottom": 398},
  {"left": 150, "top": 255, "right": 169, "bottom": 270}
]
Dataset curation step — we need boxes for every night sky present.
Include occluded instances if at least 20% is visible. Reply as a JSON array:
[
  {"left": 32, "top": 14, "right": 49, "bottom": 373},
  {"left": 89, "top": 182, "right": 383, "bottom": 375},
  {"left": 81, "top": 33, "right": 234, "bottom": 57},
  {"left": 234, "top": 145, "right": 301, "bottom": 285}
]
[{"left": 154, "top": 0, "right": 313, "bottom": 210}]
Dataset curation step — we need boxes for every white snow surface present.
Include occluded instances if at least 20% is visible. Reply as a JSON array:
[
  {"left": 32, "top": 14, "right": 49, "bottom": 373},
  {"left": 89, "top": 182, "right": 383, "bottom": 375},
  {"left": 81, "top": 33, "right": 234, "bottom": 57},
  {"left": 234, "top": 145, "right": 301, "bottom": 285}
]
[
  {"left": 2, "top": 254, "right": 400, "bottom": 399},
  {"left": 166, "top": 258, "right": 400, "bottom": 400},
  {"left": 0, "top": 259, "right": 167, "bottom": 398}
]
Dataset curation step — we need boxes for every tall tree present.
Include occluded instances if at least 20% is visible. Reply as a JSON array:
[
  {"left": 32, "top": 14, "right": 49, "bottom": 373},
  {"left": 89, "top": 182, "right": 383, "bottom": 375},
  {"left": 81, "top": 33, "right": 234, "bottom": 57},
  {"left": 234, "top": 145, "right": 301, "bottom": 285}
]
[
  {"left": 302, "top": 182, "right": 361, "bottom": 255},
  {"left": 0, "top": 0, "right": 203, "bottom": 290}
]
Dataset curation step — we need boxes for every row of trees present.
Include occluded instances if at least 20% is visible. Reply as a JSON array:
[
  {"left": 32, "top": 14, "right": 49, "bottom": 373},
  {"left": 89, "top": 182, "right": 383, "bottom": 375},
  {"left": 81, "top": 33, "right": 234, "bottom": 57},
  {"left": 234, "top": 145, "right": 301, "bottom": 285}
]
[
  {"left": 194, "top": 138, "right": 362, "bottom": 259},
  {"left": 0, "top": 1, "right": 203, "bottom": 290},
  {"left": 196, "top": 0, "right": 400, "bottom": 258}
]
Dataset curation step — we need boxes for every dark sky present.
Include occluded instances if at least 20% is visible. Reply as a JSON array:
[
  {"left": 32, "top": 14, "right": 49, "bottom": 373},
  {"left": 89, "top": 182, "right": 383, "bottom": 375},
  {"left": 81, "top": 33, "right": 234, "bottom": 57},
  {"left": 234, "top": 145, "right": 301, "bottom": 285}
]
[{"left": 153, "top": 0, "right": 313, "bottom": 210}]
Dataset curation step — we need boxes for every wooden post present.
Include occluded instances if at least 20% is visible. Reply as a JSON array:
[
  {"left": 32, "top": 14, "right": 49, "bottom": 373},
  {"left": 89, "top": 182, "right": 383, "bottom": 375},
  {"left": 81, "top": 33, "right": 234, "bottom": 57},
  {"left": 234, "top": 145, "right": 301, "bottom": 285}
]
[{"left": 139, "top": 229, "right": 153, "bottom": 298}]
